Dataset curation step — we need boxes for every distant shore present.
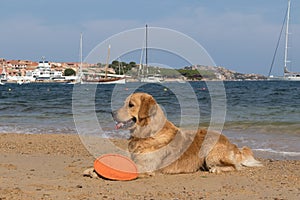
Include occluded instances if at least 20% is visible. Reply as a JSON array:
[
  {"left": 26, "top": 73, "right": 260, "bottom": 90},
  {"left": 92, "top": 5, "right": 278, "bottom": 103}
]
[
  {"left": 1, "top": 133, "right": 299, "bottom": 199},
  {"left": 3, "top": 78, "right": 268, "bottom": 84}
]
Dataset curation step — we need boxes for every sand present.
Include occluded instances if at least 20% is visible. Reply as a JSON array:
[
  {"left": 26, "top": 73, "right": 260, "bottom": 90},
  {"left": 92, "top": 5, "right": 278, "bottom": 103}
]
[{"left": 0, "top": 133, "right": 299, "bottom": 200}]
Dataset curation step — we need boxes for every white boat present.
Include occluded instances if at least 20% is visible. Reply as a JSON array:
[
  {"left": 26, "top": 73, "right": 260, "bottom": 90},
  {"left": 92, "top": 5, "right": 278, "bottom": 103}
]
[
  {"left": 139, "top": 25, "right": 164, "bottom": 83},
  {"left": 35, "top": 58, "right": 51, "bottom": 80},
  {"left": 140, "top": 74, "right": 164, "bottom": 83},
  {"left": 1, "top": 65, "right": 8, "bottom": 84},
  {"left": 24, "top": 57, "right": 64, "bottom": 82},
  {"left": 16, "top": 77, "right": 30, "bottom": 85},
  {"left": 283, "top": 68, "right": 300, "bottom": 81},
  {"left": 17, "top": 79, "right": 24, "bottom": 85},
  {"left": 268, "top": 0, "right": 300, "bottom": 81}
]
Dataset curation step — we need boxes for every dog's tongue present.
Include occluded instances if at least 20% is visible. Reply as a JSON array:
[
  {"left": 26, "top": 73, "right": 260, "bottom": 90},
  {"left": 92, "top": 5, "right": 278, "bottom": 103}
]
[{"left": 115, "top": 122, "right": 124, "bottom": 130}]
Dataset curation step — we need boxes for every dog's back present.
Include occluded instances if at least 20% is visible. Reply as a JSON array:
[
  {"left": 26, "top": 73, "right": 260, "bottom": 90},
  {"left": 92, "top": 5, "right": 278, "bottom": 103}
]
[
  {"left": 200, "top": 130, "right": 263, "bottom": 173},
  {"left": 159, "top": 129, "right": 263, "bottom": 174}
]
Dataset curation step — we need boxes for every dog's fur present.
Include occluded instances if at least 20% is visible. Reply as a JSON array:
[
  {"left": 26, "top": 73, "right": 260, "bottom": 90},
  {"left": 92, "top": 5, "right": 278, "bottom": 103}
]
[{"left": 112, "top": 92, "right": 263, "bottom": 176}]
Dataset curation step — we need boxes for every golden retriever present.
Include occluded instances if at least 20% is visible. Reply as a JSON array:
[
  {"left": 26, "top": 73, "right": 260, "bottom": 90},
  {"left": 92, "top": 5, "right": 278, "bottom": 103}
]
[{"left": 112, "top": 92, "right": 263, "bottom": 176}]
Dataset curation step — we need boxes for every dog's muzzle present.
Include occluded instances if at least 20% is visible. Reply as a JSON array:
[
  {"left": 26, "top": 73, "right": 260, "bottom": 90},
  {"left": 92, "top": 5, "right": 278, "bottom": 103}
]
[{"left": 111, "top": 111, "right": 136, "bottom": 130}]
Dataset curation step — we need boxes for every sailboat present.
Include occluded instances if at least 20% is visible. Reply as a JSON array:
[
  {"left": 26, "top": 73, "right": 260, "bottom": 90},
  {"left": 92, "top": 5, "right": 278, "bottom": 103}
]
[
  {"left": 139, "top": 25, "right": 164, "bottom": 83},
  {"left": 75, "top": 34, "right": 125, "bottom": 84},
  {"left": 98, "top": 45, "right": 126, "bottom": 84},
  {"left": 269, "top": 0, "right": 300, "bottom": 81},
  {"left": 82, "top": 45, "right": 126, "bottom": 84}
]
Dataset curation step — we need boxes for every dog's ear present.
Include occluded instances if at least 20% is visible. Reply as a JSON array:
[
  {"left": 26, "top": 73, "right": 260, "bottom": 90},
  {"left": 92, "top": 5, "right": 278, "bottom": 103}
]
[{"left": 138, "top": 94, "right": 157, "bottom": 119}]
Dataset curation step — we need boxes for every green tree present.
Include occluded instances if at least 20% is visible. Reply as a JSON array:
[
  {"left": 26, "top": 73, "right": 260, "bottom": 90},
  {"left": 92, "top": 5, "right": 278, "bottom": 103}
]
[
  {"left": 111, "top": 60, "right": 119, "bottom": 66},
  {"left": 109, "top": 60, "right": 137, "bottom": 75},
  {"left": 177, "top": 69, "right": 202, "bottom": 80},
  {"left": 64, "top": 68, "right": 76, "bottom": 76}
]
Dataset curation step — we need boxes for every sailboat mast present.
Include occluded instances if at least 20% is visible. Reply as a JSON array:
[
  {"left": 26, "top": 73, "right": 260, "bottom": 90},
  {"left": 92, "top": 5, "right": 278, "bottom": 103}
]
[
  {"left": 105, "top": 45, "right": 111, "bottom": 79},
  {"left": 145, "top": 24, "right": 149, "bottom": 75},
  {"left": 284, "top": 0, "right": 291, "bottom": 71},
  {"left": 145, "top": 24, "right": 148, "bottom": 67},
  {"left": 80, "top": 33, "right": 83, "bottom": 79}
]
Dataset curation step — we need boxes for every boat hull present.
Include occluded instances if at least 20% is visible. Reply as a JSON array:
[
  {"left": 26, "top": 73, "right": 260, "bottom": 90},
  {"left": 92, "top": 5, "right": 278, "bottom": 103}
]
[{"left": 82, "top": 77, "right": 126, "bottom": 84}]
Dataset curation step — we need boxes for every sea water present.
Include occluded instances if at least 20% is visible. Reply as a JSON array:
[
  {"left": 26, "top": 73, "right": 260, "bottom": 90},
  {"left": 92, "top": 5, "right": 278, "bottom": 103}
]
[{"left": 0, "top": 81, "right": 299, "bottom": 160}]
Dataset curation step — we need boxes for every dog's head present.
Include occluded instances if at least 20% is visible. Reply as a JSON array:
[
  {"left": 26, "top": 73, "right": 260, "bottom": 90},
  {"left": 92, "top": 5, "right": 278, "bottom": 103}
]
[{"left": 112, "top": 93, "right": 159, "bottom": 131}]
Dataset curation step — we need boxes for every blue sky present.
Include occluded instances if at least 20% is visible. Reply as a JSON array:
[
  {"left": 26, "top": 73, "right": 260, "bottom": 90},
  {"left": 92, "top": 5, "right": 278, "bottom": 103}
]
[{"left": 1, "top": 0, "right": 299, "bottom": 75}]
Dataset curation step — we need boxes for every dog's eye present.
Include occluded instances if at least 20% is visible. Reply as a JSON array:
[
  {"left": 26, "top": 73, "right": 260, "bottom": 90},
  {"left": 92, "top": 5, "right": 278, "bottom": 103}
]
[{"left": 129, "top": 102, "right": 134, "bottom": 108}]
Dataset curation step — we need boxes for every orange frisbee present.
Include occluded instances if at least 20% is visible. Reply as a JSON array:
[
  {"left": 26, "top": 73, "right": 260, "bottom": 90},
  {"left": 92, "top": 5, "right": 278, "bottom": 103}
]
[{"left": 94, "top": 154, "right": 138, "bottom": 181}]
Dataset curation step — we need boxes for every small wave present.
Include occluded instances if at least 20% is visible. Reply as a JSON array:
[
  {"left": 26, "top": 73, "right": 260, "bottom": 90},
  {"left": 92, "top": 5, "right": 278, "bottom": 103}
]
[
  {"left": 0, "top": 125, "right": 76, "bottom": 134},
  {"left": 224, "top": 122, "right": 300, "bottom": 135},
  {"left": 253, "top": 148, "right": 300, "bottom": 157}
]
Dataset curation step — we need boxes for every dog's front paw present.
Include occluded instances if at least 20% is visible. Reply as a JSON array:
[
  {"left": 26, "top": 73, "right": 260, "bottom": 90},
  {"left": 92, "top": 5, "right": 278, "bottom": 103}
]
[
  {"left": 128, "top": 140, "right": 144, "bottom": 153},
  {"left": 83, "top": 167, "right": 99, "bottom": 178},
  {"left": 209, "top": 167, "right": 220, "bottom": 174},
  {"left": 128, "top": 141, "right": 134, "bottom": 152},
  {"left": 138, "top": 172, "right": 156, "bottom": 178},
  {"left": 132, "top": 145, "right": 143, "bottom": 154},
  {"left": 128, "top": 140, "right": 138, "bottom": 152}
]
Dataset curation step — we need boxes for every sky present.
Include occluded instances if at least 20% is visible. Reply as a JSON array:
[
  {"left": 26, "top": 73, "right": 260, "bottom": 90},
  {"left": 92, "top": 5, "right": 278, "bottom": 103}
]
[{"left": 1, "top": 0, "right": 300, "bottom": 75}]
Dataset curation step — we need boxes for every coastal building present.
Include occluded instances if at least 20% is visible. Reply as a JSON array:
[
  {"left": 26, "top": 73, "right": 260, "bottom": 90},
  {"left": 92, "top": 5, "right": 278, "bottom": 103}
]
[{"left": 0, "top": 58, "right": 96, "bottom": 83}]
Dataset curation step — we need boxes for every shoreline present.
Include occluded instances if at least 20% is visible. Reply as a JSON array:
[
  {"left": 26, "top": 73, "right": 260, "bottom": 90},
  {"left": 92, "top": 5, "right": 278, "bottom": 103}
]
[{"left": 1, "top": 133, "right": 300, "bottom": 199}]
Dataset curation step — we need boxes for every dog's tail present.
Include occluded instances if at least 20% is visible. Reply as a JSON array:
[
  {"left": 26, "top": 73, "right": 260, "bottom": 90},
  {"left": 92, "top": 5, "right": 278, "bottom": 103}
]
[{"left": 240, "top": 147, "right": 263, "bottom": 167}]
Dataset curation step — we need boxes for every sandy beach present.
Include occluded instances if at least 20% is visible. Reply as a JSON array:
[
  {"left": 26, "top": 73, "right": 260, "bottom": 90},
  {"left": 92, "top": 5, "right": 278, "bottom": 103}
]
[{"left": 1, "top": 133, "right": 299, "bottom": 200}]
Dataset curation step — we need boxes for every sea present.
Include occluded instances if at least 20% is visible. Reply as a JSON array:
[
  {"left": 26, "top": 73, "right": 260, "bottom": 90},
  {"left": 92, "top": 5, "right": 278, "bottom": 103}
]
[{"left": 0, "top": 81, "right": 299, "bottom": 160}]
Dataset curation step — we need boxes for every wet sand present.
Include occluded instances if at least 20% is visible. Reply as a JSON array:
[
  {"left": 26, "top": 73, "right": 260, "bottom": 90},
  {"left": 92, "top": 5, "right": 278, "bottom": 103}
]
[{"left": 1, "top": 133, "right": 299, "bottom": 200}]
